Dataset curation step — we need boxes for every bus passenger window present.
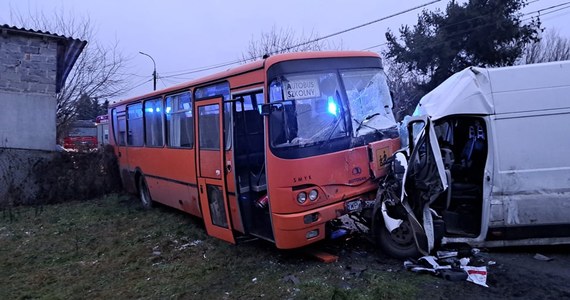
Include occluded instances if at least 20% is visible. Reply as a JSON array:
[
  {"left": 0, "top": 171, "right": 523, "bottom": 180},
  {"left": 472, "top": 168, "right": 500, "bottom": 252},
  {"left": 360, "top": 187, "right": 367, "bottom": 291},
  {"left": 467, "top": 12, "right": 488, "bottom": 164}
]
[
  {"left": 236, "top": 95, "right": 254, "bottom": 112},
  {"left": 127, "top": 103, "right": 143, "bottom": 147},
  {"left": 166, "top": 92, "right": 193, "bottom": 148},
  {"left": 198, "top": 105, "right": 221, "bottom": 150},
  {"left": 144, "top": 98, "right": 164, "bottom": 147},
  {"left": 112, "top": 109, "right": 126, "bottom": 146},
  {"left": 117, "top": 118, "right": 126, "bottom": 146}
]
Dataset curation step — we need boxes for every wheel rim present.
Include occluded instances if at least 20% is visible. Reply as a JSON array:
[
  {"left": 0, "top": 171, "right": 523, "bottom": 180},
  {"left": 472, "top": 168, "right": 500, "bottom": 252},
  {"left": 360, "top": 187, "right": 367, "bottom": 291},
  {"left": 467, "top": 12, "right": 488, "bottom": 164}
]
[
  {"left": 389, "top": 221, "right": 414, "bottom": 246},
  {"left": 140, "top": 181, "right": 150, "bottom": 206}
]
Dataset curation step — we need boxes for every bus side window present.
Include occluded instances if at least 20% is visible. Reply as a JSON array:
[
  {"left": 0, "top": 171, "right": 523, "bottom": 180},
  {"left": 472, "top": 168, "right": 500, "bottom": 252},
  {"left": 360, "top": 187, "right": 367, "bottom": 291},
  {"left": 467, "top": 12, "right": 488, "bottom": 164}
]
[
  {"left": 112, "top": 109, "right": 126, "bottom": 146},
  {"left": 166, "top": 92, "right": 194, "bottom": 148},
  {"left": 127, "top": 103, "right": 144, "bottom": 147},
  {"left": 144, "top": 98, "right": 164, "bottom": 147}
]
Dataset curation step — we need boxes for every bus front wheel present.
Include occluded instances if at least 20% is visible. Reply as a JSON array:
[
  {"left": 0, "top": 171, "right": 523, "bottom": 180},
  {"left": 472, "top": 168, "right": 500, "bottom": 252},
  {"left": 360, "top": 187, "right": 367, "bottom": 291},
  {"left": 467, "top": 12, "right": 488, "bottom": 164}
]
[
  {"left": 376, "top": 216, "right": 420, "bottom": 259},
  {"left": 138, "top": 176, "right": 152, "bottom": 209}
]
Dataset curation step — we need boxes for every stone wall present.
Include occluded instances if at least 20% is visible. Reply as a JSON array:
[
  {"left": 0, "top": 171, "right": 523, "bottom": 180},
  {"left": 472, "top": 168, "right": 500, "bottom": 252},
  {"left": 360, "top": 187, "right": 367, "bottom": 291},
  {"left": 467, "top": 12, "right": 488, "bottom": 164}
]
[
  {"left": 0, "top": 147, "right": 122, "bottom": 207},
  {"left": 0, "top": 34, "right": 58, "bottom": 94},
  {"left": 0, "top": 32, "right": 60, "bottom": 151},
  {"left": 0, "top": 148, "right": 54, "bottom": 207}
]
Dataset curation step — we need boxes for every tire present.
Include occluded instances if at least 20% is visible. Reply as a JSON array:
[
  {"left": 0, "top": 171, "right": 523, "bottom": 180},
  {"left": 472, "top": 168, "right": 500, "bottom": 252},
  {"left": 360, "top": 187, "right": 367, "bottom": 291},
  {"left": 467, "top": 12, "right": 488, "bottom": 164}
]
[
  {"left": 138, "top": 175, "right": 152, "bottom": 209},
  {"left": 377, "top": 218, "right": 421, "bottom": 259}
]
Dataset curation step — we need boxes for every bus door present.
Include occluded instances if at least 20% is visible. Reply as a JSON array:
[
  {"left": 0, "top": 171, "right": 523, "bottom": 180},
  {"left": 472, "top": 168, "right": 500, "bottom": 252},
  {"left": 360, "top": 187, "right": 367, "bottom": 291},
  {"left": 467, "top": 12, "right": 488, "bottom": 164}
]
[
  {"left": 114, "top": 110, "right": 135, "bottom": 192},
  {"left": 195, "top": 97, "right": 235, "bottom": 244}
]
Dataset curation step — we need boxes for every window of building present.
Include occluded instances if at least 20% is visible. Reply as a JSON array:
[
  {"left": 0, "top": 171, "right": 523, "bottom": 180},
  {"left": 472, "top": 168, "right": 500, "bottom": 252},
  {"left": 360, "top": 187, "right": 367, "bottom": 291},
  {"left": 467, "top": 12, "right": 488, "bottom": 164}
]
[
  {"left": 144, "top": 98, "right": 164, "bottom": 147},
  {"left": 166, "top": 92, "right": 193, "bottom": 148},
  {"left": 127, "top": 103, "right": 144, "bottom": 146}
]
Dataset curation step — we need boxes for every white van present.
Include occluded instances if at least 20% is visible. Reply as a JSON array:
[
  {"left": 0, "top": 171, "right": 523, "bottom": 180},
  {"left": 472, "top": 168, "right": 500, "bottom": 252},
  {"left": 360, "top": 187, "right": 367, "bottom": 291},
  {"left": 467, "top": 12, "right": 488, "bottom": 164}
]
[{"left": 376, "top": 60, "right": 570, "bottom": 257}]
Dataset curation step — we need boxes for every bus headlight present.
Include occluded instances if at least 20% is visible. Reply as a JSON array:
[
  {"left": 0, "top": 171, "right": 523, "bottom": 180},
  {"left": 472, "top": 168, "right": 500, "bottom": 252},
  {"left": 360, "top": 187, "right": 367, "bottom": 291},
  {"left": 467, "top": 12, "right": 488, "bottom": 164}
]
[
  {"left": 297, "top": 192, "right": 307, "bottom": 204},
  {"left": 308, "top": 189, "right": 318, "bottom": 201}
]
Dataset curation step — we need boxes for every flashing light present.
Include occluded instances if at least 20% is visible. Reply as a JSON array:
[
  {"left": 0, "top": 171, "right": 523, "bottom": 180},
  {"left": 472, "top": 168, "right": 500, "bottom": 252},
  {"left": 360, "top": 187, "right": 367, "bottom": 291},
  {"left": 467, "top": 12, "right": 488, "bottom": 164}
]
[
  {"left": 156, "top": 107, "right": 161, "bottom": 112},
  {"left": 145, "top": 107, "right": 154, "bottom": 113},
  {"left": 327, "top": 96, "right": 338, "bottom": 116},
  {"left": 165, "top": 106, "right": 172, "bottom": 114}
]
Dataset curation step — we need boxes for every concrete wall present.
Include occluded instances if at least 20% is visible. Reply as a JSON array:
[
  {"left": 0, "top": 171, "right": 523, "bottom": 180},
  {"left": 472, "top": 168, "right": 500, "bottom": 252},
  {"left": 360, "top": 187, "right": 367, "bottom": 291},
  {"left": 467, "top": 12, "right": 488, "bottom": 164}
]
[
  {"left": 0, "top": 148, "right": 54, "bottom": 206},
  {"left": 0, "top": 92, "right": 57, "bottom": 150},
  {"left": 0, "top": 33, "right": 59, "bottom": 151}
]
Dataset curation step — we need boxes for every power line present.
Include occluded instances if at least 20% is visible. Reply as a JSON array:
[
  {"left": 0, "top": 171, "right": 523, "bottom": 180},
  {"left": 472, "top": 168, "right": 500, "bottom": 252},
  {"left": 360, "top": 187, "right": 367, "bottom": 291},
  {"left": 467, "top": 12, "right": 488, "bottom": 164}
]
[
  {"left": 158, "top": 75, "right": 168, "bottom": 89},
  {"left": 362, "top": 1, "right": 570, "bottom": 51},
  {"left": 274, "top": 0, "right": 443, "bottom": 54},
  {"left": 122, "top": 78, "right": 153, "bottom": 94},
  {"left": 159, "top": 0, "right": 442, "bottom": 80}
]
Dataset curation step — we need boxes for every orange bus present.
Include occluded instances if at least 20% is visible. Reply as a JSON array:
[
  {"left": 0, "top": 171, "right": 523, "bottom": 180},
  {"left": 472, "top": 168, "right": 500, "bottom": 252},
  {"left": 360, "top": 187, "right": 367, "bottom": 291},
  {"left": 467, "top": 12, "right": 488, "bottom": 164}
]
[{"left": 109, "top": 51, "right": 400, "bottom": 249}]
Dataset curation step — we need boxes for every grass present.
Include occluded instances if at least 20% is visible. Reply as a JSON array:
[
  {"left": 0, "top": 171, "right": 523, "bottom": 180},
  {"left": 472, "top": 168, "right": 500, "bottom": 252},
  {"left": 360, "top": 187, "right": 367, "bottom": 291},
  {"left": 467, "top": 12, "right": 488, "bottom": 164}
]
[{"left": 0, "top": 194, "right": 431, "bottom": 299}]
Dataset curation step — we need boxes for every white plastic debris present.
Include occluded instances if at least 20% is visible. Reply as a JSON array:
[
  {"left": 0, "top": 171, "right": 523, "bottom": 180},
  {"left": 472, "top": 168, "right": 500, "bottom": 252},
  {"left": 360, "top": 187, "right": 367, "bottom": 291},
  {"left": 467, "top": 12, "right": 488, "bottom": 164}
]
[
  {"left": 462, "top": 266, "right": 488, "bottom": 287},
  {"left": 436, "top": 251, "right": 458, "bottom": 259},
  {"left": 533, "top": 253, "right": 553, "bottom": 261},
  {"left": 190, "top": 240, "right": 202, "bottom": 246}
]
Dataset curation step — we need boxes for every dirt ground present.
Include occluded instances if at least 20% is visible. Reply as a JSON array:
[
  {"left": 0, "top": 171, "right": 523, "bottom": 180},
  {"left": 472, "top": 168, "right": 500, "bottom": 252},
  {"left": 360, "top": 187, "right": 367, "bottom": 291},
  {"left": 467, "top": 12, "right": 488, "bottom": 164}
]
[
  {"left": 2, "top": 195, "right": 569, "bottom": 299},
  {"left": 322, "top": 234, "right": 570, "bottom": 299}
]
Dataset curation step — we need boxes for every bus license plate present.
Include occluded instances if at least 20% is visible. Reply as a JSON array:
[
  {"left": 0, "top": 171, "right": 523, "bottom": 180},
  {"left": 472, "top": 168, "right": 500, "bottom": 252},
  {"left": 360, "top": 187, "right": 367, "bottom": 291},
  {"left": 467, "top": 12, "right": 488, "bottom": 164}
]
[{"left": 345, "top": 200, "right": 361, "bottom": 212}]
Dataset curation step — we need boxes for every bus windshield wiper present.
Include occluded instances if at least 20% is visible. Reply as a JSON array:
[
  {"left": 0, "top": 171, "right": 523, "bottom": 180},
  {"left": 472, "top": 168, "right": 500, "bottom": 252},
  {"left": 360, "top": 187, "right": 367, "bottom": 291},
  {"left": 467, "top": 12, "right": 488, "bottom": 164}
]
[{"left": 354, "top": 113, "right": 380, "bottom": 136}]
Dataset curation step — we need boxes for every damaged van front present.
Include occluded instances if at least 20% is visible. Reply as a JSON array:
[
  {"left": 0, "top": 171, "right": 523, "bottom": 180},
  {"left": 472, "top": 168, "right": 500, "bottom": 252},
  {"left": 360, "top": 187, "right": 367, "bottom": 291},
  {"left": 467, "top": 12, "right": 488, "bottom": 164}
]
[{"left": 375, "top": 61, "right": 570, "bottom": 258}]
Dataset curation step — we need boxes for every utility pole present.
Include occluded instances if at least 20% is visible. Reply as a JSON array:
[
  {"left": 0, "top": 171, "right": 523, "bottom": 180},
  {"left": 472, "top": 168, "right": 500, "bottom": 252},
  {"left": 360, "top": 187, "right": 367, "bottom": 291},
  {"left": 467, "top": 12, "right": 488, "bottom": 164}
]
[{"left": 139, "top": 51, "right": 157, "bottom": 91}]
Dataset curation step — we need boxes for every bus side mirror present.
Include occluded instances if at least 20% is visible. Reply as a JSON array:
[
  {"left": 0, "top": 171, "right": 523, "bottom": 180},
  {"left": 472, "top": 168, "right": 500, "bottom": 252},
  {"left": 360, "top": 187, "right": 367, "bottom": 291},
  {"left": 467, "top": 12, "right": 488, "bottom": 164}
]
[{"left": 260, "top": 104, "right": 272, "bottom": 116}]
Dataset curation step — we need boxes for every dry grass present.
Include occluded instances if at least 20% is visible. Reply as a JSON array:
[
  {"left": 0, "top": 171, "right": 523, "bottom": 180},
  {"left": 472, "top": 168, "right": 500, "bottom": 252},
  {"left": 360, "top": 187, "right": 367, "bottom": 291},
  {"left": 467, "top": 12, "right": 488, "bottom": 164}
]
[{"left": 0, "top": 194, "right": 426, "bottom": 299}]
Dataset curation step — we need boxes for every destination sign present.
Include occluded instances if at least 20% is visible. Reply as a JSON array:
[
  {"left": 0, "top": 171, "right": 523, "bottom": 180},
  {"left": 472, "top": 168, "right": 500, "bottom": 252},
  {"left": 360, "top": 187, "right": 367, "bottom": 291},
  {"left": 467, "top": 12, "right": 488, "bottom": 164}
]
[{"left": 283, "top": 79, "right": 320, "bottom": 100}]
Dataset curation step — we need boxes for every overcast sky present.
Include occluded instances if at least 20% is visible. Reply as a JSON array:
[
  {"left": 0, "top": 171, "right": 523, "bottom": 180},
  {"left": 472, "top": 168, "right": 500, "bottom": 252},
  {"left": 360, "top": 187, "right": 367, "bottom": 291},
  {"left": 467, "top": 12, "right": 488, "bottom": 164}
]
[{"left": 1, "top": 0, "right": 569, "bottom": 102}]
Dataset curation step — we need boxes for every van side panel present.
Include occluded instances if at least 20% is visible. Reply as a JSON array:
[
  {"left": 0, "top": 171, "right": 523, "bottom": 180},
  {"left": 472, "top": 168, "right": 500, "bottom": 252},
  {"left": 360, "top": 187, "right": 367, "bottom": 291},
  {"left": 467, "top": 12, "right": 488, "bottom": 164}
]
[
  {"left": 491, "top": 75, "right": 570, "bottom": 228},
  {"left": 490, "top": 61, "right": 570, "bottom": 114}
]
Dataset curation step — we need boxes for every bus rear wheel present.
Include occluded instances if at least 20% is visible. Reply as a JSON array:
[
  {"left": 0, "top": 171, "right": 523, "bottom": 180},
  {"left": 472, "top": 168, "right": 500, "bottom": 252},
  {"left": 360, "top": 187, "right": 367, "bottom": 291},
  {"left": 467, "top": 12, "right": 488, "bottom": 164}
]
[{"left": 138, "top": 176, "right": 152, "bottom": 209}]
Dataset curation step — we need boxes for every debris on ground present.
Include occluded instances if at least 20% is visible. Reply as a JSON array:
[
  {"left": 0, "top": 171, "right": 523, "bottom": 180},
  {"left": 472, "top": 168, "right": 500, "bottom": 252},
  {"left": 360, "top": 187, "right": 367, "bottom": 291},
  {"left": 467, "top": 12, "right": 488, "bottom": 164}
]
[
  {"left": 404, "top": 248, "right": 490, "bottom": 287},
  {"left": 533, "top": 253, "right": 553, "bottom": 261},
  {"left": 283, "top": 274, "right": 301, "bottom": 285}
]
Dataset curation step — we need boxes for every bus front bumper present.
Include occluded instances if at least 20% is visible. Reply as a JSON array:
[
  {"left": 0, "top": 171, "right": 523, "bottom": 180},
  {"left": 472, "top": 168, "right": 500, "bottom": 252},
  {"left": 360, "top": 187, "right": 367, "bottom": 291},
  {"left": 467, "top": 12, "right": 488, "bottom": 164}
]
[{"left": 271, "top": 198, "right": 364, "bottom": 249}]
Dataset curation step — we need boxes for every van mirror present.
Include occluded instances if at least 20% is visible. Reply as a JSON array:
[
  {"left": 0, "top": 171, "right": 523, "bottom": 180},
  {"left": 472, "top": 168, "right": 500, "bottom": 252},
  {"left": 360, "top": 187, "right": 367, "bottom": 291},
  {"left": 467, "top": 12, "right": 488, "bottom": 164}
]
[{"left": 392, "top": 152, "right": 408, "bottom": 178}]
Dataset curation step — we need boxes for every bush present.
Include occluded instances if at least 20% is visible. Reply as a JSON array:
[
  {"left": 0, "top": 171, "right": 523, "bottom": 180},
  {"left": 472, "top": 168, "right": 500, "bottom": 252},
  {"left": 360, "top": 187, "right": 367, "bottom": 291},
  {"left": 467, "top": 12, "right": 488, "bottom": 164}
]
[{"left": 32, "top": 145, "right": 122, "bottom": 205}]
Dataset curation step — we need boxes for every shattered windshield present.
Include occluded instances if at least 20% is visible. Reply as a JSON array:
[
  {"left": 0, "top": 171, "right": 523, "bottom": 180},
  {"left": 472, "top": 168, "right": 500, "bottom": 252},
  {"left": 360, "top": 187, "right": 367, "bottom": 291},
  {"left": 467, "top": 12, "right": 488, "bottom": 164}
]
[
  {"left": 341, "top": 69, "right": 396, "bottom": 137},
  {"left": 268, "top": 68, "right": 396, "bottom": 149},
  {"left": 268, "top": 72, "right": 349, "bottom": 148}
]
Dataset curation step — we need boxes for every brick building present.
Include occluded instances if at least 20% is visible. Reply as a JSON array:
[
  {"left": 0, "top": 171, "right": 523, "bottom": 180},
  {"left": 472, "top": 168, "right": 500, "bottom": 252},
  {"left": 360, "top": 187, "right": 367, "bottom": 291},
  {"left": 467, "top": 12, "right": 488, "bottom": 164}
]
[
  {"left": 0, "top": 25, "right": 86, "bottom": 205},
  {"left": 0, "top": 24, "right": 86, "bottom": 151}
]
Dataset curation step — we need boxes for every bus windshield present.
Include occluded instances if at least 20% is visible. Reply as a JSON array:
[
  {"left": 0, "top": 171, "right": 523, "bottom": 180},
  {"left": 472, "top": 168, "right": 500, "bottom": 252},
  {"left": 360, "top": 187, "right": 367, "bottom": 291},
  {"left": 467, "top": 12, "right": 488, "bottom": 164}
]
[{"left": 268, "top": 67, "right": 396, "bottom": 157}]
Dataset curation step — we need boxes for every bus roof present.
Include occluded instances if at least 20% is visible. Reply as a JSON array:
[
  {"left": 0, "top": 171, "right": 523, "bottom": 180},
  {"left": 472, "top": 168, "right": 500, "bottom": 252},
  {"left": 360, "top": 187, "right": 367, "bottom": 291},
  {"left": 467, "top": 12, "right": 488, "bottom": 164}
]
[{"left": 111, "top": 51, "right": 380, "bottom": 107}]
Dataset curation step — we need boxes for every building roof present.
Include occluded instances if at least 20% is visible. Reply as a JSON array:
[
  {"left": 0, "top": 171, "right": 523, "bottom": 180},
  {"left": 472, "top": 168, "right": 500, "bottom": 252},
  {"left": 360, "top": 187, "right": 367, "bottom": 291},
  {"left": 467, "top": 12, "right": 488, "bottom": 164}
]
[{"left": 1, "top": 24, "right": 87, "bottom": 93}]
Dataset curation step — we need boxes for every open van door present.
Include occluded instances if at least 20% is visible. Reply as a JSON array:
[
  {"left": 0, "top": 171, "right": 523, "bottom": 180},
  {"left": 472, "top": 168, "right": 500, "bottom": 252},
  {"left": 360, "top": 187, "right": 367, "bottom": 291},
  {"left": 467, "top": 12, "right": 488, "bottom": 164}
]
[
  {"left": 403, "top": 116, "right": 448, "bottom": 254},
  {"left": 195, "top": 97, "right": 235, "bottom": 244}
]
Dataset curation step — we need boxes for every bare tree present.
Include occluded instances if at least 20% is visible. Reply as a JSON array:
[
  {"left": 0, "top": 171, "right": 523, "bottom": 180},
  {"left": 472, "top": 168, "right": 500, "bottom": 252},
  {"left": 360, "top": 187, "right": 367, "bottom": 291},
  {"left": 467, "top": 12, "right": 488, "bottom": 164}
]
[
  {"left": 382, "top": 58, "right": 426, "bottom": 121},
  {"left": 241, "top": 25, "right": 342, "bottom": 62},
  {"left": 520, "top": 28, "right": 570, "bottom": 64},
  {"left": 10, "top": 8, "right": 129, "bottom": 140}
]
